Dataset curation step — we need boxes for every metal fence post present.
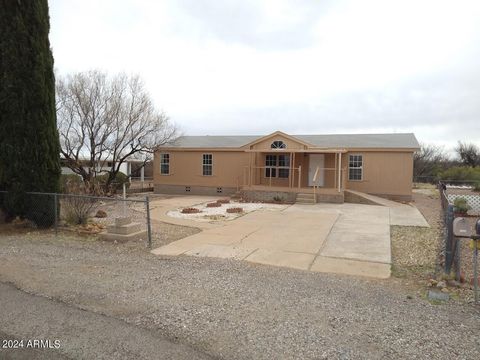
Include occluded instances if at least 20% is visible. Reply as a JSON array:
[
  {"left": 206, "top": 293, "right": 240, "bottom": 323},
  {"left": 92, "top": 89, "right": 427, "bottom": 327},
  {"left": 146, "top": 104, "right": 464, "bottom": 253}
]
[
  {"left": 54, "top": 193, "right": 58, "bottom": 236},
  {"left": 454, "top": 237, "right": 461, "bottom": 281},
  {"left": 146, "top": 196, "right": 152, "bottom": 249},
  {"left": 445, "top": 204, "right": 454, "bottom": 274}
]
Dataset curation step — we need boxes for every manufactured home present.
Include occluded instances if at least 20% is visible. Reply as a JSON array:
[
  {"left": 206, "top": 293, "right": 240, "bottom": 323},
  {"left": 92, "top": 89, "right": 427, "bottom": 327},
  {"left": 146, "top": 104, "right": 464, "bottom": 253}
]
[{"left": 153, "top": 131, "right": 419, "bottom": 203}]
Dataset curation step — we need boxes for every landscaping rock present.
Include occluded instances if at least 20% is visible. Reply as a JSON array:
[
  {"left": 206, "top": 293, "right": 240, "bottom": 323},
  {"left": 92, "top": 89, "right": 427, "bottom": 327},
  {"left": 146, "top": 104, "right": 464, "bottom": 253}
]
[
  {"left": 436, "top": 280, "right": 446, "bottom": 289},
  {"left": 95, "top": 210, "right": 107, "bottom": 218},
  {"left": 428, "top": 290, "right": 450, "bottom": 302}
]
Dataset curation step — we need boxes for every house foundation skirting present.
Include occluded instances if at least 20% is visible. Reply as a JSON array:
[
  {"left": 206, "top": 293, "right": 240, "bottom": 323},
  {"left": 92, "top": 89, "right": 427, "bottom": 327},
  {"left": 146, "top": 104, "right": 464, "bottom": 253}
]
[
  {"left": 154, "top": 184, "right": 237, "bottom": 196},
  {"left": 240, "top": 190, "right": 297, "bottom": 203},
  {"left": 241, "top": 190, "right": 344, "bottom": 204}
]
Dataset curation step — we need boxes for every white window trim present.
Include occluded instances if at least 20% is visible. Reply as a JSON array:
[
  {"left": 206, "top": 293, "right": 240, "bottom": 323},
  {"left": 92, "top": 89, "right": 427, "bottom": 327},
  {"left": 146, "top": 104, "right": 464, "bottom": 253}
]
[
  {"left": 264, "top": 154, "right": 277, "bottom": 178},
  {"left": 202, "top": 153, "right": 213, "bottom": 176},
  {"left": 264, "top": 154, "right": 290, "bottom": 178},
  {"left": 271, "top": 140, "right": 287, "bottom": 149},
  {"left": 348, "top": 154, "right": 363, "bottom": 181},
  {"left": 160, "top": 153, "right": 170, "bottom": 175}
]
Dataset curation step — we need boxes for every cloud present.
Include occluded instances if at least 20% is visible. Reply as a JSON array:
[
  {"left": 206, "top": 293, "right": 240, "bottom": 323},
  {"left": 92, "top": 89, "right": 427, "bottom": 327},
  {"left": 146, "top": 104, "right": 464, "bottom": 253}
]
[
  {"left": 169, "top": 0, "right": 334, "bottom": 50},
  {"left": 49, "top": 0, "right": 480, "bottom": 151}
]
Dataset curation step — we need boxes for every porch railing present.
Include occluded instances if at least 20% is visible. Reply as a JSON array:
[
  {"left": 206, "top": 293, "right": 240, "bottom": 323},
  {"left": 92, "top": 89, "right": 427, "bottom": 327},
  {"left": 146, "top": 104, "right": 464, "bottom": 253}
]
[
  {"left": 243, "top": 166, "right": 302, "bottom": 188},
  {"left": 241, "top": 165, "right": 347, "bottom": 193}
]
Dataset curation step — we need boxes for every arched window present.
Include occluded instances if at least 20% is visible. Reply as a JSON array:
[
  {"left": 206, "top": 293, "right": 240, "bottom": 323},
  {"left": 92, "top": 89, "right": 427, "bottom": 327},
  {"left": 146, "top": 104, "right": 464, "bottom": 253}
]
[{"left": 271, "top": 140, "right": 286, "bottom": 149}]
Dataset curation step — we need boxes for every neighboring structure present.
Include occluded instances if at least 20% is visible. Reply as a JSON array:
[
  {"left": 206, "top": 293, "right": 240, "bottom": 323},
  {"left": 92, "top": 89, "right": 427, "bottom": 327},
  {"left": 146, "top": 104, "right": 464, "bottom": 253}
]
[
  {"left": 61, "top": 158, "right": 153, "bottom": 181},
  {"left": 153, "top": 131, "right": 419, "bottom": 202}
]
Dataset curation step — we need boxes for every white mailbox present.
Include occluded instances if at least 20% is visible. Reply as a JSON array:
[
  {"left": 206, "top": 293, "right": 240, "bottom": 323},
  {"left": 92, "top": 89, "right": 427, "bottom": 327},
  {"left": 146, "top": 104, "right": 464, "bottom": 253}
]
[{"left": 453, "top": 217, "right": 471, "bottom": 238}]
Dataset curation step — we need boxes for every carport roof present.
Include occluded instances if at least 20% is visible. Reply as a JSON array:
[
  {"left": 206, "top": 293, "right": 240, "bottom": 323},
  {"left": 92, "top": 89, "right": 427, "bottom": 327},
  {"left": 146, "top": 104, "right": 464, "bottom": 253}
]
[{"left": 164, "top": 132, "right": 419, "bottom": 149}]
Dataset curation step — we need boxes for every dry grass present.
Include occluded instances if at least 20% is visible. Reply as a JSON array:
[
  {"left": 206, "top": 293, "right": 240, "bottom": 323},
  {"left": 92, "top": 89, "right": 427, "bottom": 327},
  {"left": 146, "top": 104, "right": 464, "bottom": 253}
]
[{"left": 391, "top": 225, "right": 439, "bottom": 278}]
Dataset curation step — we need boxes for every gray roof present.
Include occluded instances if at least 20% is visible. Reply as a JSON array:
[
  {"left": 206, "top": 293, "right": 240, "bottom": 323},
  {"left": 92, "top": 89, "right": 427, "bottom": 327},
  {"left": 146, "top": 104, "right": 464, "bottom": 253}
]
[{"left": 167, "top": 133, "right": 419, "bottom": 149}]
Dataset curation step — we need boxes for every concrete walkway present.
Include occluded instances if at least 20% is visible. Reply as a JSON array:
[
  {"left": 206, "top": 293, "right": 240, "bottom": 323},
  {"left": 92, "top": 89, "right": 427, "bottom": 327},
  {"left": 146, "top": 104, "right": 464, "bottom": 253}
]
[
  {"left": 346, "top": 190, "right": 430, "bottom": 227},
  {"left": 151, "top": 195, "right": 429, "bottom": 279}
]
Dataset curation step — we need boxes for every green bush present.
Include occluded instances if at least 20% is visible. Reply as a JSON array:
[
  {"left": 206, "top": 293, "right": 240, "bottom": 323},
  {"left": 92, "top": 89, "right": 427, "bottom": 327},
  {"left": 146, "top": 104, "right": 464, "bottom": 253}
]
[
  {"left": 25, "top": 193, "right": 56, "bottom": 228},
  {"left": 439, "top": 166, "right": 480, "bottom": 182},
  {"left": 453, "top": 197, "right": 471, "bottom": 214},
  {"left": 473, "top": 182, "right": 480, "bottom": 192}
]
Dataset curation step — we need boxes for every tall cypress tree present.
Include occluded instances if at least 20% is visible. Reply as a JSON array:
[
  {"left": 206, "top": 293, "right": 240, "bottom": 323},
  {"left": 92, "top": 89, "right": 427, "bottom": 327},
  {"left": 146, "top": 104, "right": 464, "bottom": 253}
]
[{"left": 0, "top": 0, "right": 60, "bottom": 225}]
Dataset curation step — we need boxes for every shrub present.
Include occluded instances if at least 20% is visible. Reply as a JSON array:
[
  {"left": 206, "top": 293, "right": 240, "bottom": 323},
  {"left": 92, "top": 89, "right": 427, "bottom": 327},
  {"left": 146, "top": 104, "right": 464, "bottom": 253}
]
[
  {"left": 181, "top": 207, "right": 201, "bottom": 214},
  {"left": 95, "top": 209, "right": 107, "bottom": 218},
  {"left": 95, "top": 171, "right": 130, "bottom": 193},
  {"left": 273, "top": 196, "right": 284, "bottom": 202},
  {"left": 63, "top": 194, "right": 97, "bottom": 225},
  {"left": 216, "top": 199, "right": 230, "bottom": 204},
  {"left": 226, "top": 207, "right": 243, "bottom": 213},
  {"left": 206, "top": 202, "right": 221, "bottom": 207},
  {"left": 25, "top": 193, "right": 57, "bottom": 228},
  {"left": 453, "top": 197, "right": 471, "bottom": 215},
  {"left": 60, "top": 174, "right": 83, "bottom": 193},
  {"left": 439, "top": 166, "right": 480, "bottom": 182},
  {"left": 473, "top": 182, "right": 480, "bottom": 192}
]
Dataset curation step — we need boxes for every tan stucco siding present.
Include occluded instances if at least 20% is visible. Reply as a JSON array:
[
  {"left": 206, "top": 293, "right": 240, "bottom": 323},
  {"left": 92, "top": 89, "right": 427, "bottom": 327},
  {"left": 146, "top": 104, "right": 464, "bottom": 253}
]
[
  {"left": 154, "top": 148, "right": 414, "bottom": 199},
  {"left": 154, "top": 150, "right": 249, "bottom": 187},
  {"left": 250, "top": 134, "right": 307, "bottom": 150},
  {"left": 343, "top": 151, "right": 413, "bottom": 197}
]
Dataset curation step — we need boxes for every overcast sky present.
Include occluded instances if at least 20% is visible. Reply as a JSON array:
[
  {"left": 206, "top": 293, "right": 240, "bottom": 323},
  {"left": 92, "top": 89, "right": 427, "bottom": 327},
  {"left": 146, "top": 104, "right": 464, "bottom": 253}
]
[{"left": 49, "top": 0, "right": 480, "bottom": 151}]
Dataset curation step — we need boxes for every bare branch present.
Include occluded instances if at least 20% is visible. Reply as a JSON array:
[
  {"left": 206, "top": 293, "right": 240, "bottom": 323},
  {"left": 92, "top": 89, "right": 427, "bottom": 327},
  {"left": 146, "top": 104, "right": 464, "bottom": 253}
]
[{"left": 56, "top": 71, "right": 178, "bottom": 193}]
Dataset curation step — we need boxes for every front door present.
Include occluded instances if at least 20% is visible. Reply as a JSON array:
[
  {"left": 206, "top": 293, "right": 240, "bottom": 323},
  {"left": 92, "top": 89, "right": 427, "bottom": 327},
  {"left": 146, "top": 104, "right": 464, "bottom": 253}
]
[{"left": 308, "top": 154, "right": 325, "bottom": 186}]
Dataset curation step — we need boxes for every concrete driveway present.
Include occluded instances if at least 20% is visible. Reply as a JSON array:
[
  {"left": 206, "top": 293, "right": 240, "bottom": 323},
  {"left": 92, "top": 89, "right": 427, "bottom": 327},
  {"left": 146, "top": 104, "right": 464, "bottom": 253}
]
[{"left": 151, "top": 196, "right": 428, "bottom": 278}]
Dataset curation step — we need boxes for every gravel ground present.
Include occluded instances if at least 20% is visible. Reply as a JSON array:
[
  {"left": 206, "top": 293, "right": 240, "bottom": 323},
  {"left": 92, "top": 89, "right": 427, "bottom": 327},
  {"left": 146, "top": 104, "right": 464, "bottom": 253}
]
[
  {"left": 391, "top": 189, "right": 443, "bottom": 279},
  {"left": 149, "top": 220, "right": 201, "bottom": 249},
  {"left": 0, "top": 282, "right": 210, "bottom": 360},
  {"left": 0, "top": 230, "right": 479, "bottom": 359}
]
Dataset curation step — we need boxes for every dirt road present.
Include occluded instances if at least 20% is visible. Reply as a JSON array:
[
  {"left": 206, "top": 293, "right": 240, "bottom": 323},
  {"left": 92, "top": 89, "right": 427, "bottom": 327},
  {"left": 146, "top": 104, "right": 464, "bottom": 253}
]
[{"left": 0, "top": 282, "right": 211, "bottom": 360}]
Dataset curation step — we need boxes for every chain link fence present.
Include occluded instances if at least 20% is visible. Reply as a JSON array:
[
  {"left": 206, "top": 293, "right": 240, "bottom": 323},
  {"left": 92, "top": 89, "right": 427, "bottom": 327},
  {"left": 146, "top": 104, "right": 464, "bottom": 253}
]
[
  {"left": 438, "top": 183, "right": 479, "bottom": 293},
  {"left": 0, "top": 191, "right": 152, "bottom": 248}
]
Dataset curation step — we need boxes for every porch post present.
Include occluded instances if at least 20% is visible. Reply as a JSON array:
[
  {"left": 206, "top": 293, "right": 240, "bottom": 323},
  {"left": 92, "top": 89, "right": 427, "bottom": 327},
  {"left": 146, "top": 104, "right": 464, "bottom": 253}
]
[
  {"left": 292, "top": 152, "right": 295, "bottom": 188},
  {"left": 298, "top": 165, "right": 301, "bottom": 188},
  {"left": 337, "top": 152, "right": 342, "bottom": 192},
  {"left": 249, "top": 152, "right": 253, "bottom": 186},
  {"left": 334, "top": 153, "right": 337, "bottom": 189},
  {"left": 289, "top": 152, "right": 293, "bottom": 188}
]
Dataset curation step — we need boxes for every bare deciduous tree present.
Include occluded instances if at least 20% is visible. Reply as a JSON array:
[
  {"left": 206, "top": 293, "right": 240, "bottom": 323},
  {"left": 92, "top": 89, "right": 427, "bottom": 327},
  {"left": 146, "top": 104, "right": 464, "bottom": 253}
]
[
  {"left": 413, "top": 143, "right": 449, "bottom": 180},
  {"left": 56, "top": 70, "right": 177, "bottom": 193},
  {"left": 455, "top": 141, "right": 479, "bottom": 167}
]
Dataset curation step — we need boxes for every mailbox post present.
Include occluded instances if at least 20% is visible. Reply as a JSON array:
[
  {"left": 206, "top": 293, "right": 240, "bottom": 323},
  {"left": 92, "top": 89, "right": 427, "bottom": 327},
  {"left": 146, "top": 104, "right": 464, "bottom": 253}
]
[
  {"left": 453, "top": 218, "right": 480, "bottom": 304},
  {"left": 473, "top": 220, "right": 480, "bottom": 304}
]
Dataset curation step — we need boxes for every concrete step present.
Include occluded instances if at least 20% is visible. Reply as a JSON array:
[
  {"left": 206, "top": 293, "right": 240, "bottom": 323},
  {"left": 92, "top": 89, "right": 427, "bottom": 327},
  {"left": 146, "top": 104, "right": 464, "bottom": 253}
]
[
  {"left": 296, "top": 200, "right": 315, "bottom": 205},
  {"left": 107, "top": 222, "right": 143, "bottom": 235},
  {"left": 296, "top": 194, "right": 314, "bottom": 199},
  {"left": 296, "top": 193, "right": 313, "bottom": 198},
  {"left": 295, "top": 193, "right": 315, "bottom": 204},
  {"left": 99, "top": 230, "right": 148, "bottom": 243}
]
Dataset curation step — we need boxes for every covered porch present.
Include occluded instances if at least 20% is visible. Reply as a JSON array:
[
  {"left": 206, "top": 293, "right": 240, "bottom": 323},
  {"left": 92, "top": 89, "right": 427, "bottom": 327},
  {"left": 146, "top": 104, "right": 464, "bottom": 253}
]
[{"left": 240, "top": 149, "right": 348, "bottom": 203}]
